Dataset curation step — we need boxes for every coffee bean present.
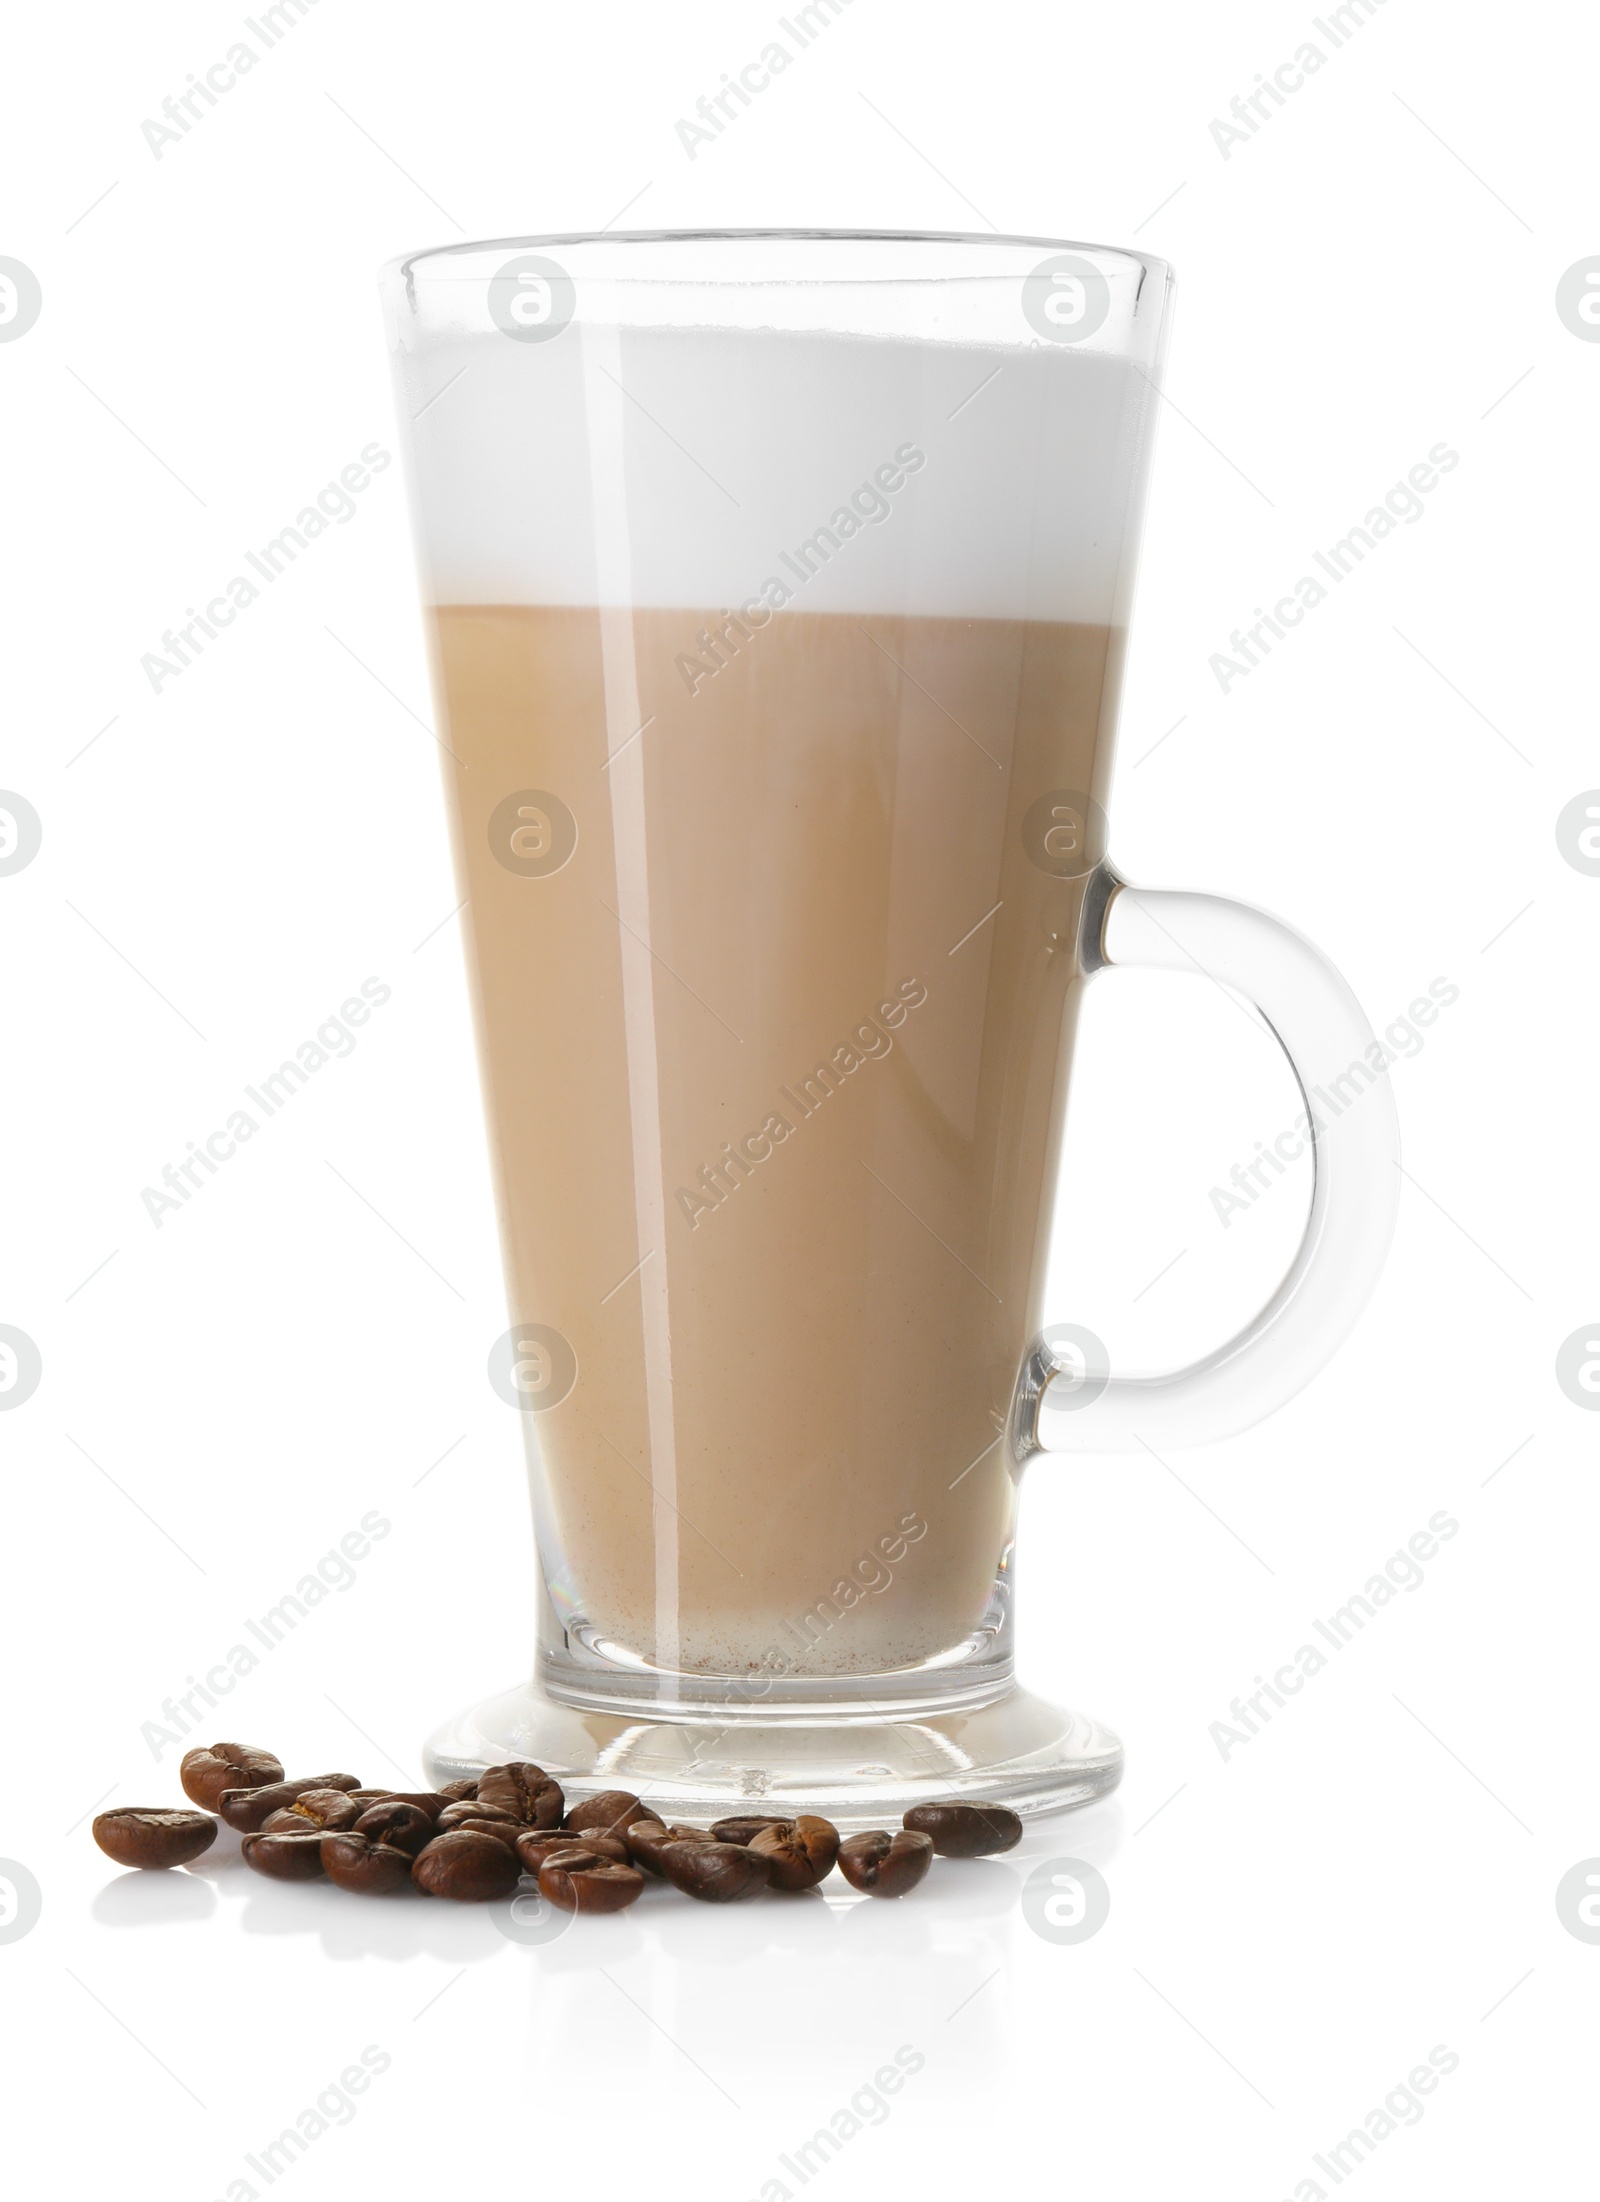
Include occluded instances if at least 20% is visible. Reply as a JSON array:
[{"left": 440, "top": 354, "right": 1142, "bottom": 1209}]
[
  {"left": 903, "top": 1801, "right": 1022, "bottom": 1857},
  {"left": 436, "top": 1798, "right": 520, "bottom": 1836},
  {"left": 353, "top": 1802, "right": 434, "bottom": 1858},
  {"left": 412, "top": 1830, "right": 520, "bottom": 1902},
  {"left": 278, "top": 1788, "right": 361, "bottom": 1832},
  {"left": 448, "top": 1816, "right": 525, "bottom": 1853},
  {"left": 218, "top": 1775, "right": 360, "bottom": 1833},
  {"left": 437, "top": 1778, "right": 479, "bottom": 1801},
  {"left": 384, "top": 1792, "right": 453, "bottom": 1822},
  {"left": 748, "top": 1815, "right": 840, "bottom": 1891},
  {"left": 241, "top": 1830, "right": 326, "bottom": 1882},
  {"left": 538, "top": 1848, "right": 646, "bottom": 1914},
  {"left": 259, "top": 1808, "right": 314, "bottom": 1834},
  {"left": 516, "top": 1830, "right": 629, "bottom": 1874},
  {"left": 565, "top": 1790, "right": 660, "bottom": 1841},
  {"left": 709, "top": 1815, "right": 792, "bottom": 1846},
  {"left": 837, "top": 1829, "right": 933, "bottom": 1898},
  {"left": 93, "top": 1809, "right": 218, "bottom": 1870},
  {"left": 623, "top": 1822, "right": 711, "bottom": 1876},
  {"left": 345, "top": 1789, "right": 398, "bottom": 1812},
  {"left": 320, "top": 1833, "right": 414, "bottom": 1895},
  {"left": 179, "top": 1743, "right": 282, "bottom": 1811},
  {"left": 659, "top": 1839, "right": 771, "bottom": 1903},
  {"left": 476, "top": 1762, "right": 565, "bottom": 1829}
]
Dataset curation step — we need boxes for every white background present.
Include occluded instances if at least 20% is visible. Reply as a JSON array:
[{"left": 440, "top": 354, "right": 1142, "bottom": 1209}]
[{"left": 2, "top": 0, "right": 1596, "bottom": 2194}]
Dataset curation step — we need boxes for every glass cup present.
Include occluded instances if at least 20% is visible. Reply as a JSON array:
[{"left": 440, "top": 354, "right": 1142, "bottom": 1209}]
[{"left": 380, "top": 232, "right": 1398, "bottom": 1822}]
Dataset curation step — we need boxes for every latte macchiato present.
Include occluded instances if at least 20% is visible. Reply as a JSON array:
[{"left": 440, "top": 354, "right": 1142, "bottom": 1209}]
[{"left": 401, "top": 315, "right": 1154, "bottom": 1685}]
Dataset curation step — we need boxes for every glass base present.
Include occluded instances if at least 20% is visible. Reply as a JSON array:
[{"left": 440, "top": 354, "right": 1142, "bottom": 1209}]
[{"left": 422, "top": 1676, "right": 1122, "bottom": 1828}]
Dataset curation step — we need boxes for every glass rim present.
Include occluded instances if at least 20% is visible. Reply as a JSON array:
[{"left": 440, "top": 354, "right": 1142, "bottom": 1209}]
[{"left": 387, "top": 227, "right": 1163, "bottom": 289}]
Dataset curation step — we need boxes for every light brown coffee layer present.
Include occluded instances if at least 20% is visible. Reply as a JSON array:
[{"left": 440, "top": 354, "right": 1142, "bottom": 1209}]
[{"left": 430, "top": 606, "right": 1119, "bottom": 1676}]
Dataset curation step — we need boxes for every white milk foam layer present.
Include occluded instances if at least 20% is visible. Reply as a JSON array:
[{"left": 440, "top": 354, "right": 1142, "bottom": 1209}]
[{"left": 396, "top": 327, "right": 1156, "bottom": 623}]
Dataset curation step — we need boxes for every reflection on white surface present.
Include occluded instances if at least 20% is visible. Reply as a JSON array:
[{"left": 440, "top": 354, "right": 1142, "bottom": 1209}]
[{"left": 53, "top": 1797, "right": 1125, "bottom": 2157}]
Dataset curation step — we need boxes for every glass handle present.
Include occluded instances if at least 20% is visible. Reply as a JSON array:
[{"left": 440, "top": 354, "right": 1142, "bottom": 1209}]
[{"left": 1017, "top": 870, "right": 1400, "bottom": 1457}]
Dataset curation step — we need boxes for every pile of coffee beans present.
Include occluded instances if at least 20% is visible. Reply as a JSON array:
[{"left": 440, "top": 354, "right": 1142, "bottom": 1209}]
[{"left": 91, "top": 1740, "right": 1023, "bottom": 1911}]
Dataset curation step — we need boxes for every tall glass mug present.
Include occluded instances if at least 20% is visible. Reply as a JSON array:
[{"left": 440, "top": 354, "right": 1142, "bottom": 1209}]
[{"left": 381, "top": 233, "right": 1398, "bottom": 1820}]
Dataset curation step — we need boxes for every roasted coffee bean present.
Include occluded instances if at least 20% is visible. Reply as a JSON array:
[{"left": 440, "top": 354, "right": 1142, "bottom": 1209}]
[
  {"left": 624, "top": 1822, "right": 711, "bottom": 1877},
  {"left": 476, "top": 1762, "right": 565, "bottom": 1829},
  {"left": 386, "top": 1792, "right": 452, "bottom": 1822},
  {"left": 447, "top": 1816, "right": 525, "bottom": 1853},
  {"left": 353, "top": 1802, "right": 434, "bottom": 1858},
  {"left": 345, "top": 1789, "right": 398, "bottom": 1812},
  {"left": 660, "top": 1839, "right": 771, "bottom": 1903},
  {"left": 219, "top": 1775, "right": 360, "bottom": 1833},
  {"left": 902, "top": 1800, "right": 1023, "bottom": 1857},
  {"left": 538, "top": 1848, "right": 646, "bottom": 1914},
  {"left": 412, "top": 1830, "right": 520, "bottom": 1902},
  {"left": 516, "top": 1830, "right": 629, "bottom": 1874},
  {"left": 436, "top": 1798, "right": 520, "bottom": 1835},
  {"left": 93, "top": 1808, "right": 218, "bottom": 1870},
  {"left": 709, "top": 1815, "right": 792, "bottom": 1846},
  {"left": 241, "top": 1830, "right": 326, "bottom": 1882},
  {"left": 837, "top": 1829, "right": 933, "bottom": 1898},
  {"left": 278, "top": 1787, "right": 361, "bottom": 1832},
  {"left": 748, "top": 1815, "right": 840, "bottom": 1891},
  {"left": 179, "top": 1742, "right": 282, "bottom": 1811},
  {"left": 320, "top": 1832, "right": 414, "bottom": 1895},
  {"left": 564, "top": 1790, "right": 660, "bottom": 1841},
  {"left": 437, "top": 1778, "right": 479, "bottom": 1801}
]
